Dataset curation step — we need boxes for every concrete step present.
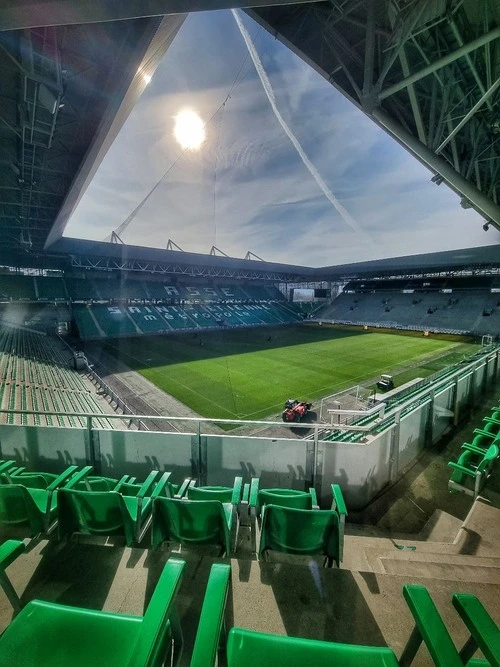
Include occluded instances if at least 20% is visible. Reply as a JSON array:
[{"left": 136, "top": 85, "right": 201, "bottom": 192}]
[
  {"left": 346, "top": 508, "right": 463, "bottom": 544},
  {"left": 458, "top": 496, "right": 500, "bottom": 557},
  {"left": 361, "top": 548, "right": 500, "bottom": 584},
  {"left": 417, "top": 509, "right": 463, "bottom": 543}
]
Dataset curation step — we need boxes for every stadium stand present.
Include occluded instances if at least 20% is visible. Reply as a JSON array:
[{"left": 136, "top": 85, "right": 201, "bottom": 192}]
[
  {"left": 35, "top": 277, "right": 67, "bottom": 301},
  {"left": 65, "top": 278, "right": 99, "bottom": 302},
  {"left": 90, "top": 305, "right": 139, "bottom": 337},
  {"left": 0, "top": 327, "right": 115, "bottom": 428},
  {"left": 319, "top": 279, "right": 500, "bottom": 336},
  {"left": 0, "top": 275, "right": 36, "bottom": 301}
]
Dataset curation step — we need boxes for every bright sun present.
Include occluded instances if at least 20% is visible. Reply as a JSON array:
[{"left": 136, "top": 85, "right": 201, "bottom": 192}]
[{"left": 173, "top": 109, "right": 205, "bottom": 150}]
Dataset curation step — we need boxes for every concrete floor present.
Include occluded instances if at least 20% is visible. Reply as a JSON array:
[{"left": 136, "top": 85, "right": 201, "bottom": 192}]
[{"left": 0, "top": 537, "right": 499, "bottom": 666}]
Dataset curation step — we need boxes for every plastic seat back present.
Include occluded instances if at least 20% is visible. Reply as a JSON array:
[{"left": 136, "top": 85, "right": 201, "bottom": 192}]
[
  {"left": 0, "top": 484, "right": 45, "bottom": 534},
  {"left": 58, "top": 489, "right": 133, "bottom": 542},
  {"left": 187, "top": 486, "right": 233, "bottom": 503},
  {"left": 259, "top": 505, "right": 341, "bottom": 566},
  {"left": 258, "top": 488, "right": 313, "bottom": 510},
  {"left": 152, "top": 498, "right": 230, "bottom": 553},
  {"left": 479, "top": 444, "right": 499, "bottom": 471}
]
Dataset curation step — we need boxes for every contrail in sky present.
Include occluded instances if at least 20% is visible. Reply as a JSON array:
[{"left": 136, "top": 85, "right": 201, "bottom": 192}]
[{"left": 232, "top": 9, "right": 369, "bottom": 238}]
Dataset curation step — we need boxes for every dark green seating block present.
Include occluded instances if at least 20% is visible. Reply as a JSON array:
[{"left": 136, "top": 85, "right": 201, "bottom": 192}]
[
  {"left": 0, "top": 557, "right": 186, "bottom": 667},
  {"left": 452, "top": 593, "right": 500, "bottom": 667},
  {"left": 152, "top": 498, "right": 232, "bottom": 555},
  {"left": 259, "top": 504, "right": 342, "bottom": 567},
  {"left": 191, "top": 563, "right": 399, "bottom": 667}
]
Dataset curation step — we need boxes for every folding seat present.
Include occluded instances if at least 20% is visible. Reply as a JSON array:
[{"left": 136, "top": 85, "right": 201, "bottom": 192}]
[
  {"left": 247, "top": 478, "right": 319, "bottom": 518},
  {"left": 152, "top": 497, "right": 233, "bottom": 556},
  {"left": 1, "top": 463, "right": 121, "bottom": 493},
  {"left": 247, "top": 480, "right": 347, "bottom": 562},
  {"left": 185, "top": 477, "right": 243, "bottom": 505},
  {"left": 0, "top": 543, "right": 186, "bottom": 667},
  {"left": 474, "top": 421, "right": 500, "bottom": 439},
  {"left": 448, "top": 444, "right": 499, "bottom": 498},
  {"left": 191, "top": 563, "right": 399, "bottom": 667},
  {"left": 0, "top": 466, "right": 92, "bottom": 536},
  {"left": 57, "top": 470, "right": 165, "bottom": 545},
  {"left": 401, "top": 584, "right": 496, "bottom": 666},
  {"left": 258, "top": 504, "right": 342, "bottom": 568},
  {"left": 115, "top": 472, "right": 189, "bottom": 499}
]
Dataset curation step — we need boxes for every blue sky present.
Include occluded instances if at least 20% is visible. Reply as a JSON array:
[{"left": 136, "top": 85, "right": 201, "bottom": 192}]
[{"left": 64, "top": 9, "right": 497, "bottom": 266}]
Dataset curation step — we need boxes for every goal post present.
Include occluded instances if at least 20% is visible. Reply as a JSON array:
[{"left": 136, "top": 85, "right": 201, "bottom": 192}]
[{"left": 319, "top": 385, "right": 374, "bottom": 424}]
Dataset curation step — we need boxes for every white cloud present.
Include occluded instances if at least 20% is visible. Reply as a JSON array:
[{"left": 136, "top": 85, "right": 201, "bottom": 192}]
[{"left": 64, "top": 9, "right": 498, "bottom": 266}]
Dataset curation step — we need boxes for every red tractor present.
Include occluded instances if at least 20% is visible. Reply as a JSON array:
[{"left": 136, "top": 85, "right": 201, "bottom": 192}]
[{"left": 282, "top": 399, "right": 312, "bottom": 422}]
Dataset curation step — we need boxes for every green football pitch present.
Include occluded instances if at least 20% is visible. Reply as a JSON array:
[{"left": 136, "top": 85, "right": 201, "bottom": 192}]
[{"left": 103, "top": 325, "right": 477, "bottom": 421}]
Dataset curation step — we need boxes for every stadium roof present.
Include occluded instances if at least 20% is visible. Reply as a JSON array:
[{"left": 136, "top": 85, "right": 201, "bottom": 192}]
[
  {"left": 249, "top": 0, "right": 500, "bottom": 232},
  {"left": 8, "top": 236, "right": 497, "bottom": 282},
  {"left": 0, "top": 0, "right": 498, "bottom": 261}
]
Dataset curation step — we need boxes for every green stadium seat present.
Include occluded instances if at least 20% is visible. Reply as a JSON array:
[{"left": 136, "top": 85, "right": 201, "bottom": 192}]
[
  {"left": 448, "top": 443, "right": 499, "bottom": 497},
  {"left": 0, "top": 466, "right": 92, "bottom": 536},
  {"left": 114, "top": 472, "right": 185, "bottom": 499},
  {"left": 258, "top": 505, "right": 342, "bottom": 568},
  {"left": 248, "top": 478, "right": 319, "bottom": 516},
  {"left": 0, "top": 539, "right": 26, "bottom": 611},
  {"left": 151, "top": 497, "right": 233, "bottom": 555},
  {"left": 58, "top": 470, "right": 161, "bottom": 545},
  {"left": 452, "top": 593, "right": 500, "bottom": 666},
  {"left": 191, "top": 563, "right": 399, "bottom": 667},
  {"left": 400, "top": 584, "right": 490, "bottom": 667},
  {"left": 0, "top": 557, "right": 185, "bottom": 667},
  {"left": 186, "top": 477, "right": 243, "bottom": 505}
]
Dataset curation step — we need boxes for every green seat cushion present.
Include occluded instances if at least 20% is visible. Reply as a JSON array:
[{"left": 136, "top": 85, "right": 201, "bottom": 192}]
[
  {"left": 0, "top": 600, "right": 142, "bottom": 667},
  {"left": 227, "top": 628, "right": 399, "bottom": 667}
]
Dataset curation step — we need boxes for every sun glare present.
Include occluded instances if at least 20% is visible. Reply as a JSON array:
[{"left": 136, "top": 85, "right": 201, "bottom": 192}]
[{"left": 174, "top": 109, "right": 205, "bottom": 151}]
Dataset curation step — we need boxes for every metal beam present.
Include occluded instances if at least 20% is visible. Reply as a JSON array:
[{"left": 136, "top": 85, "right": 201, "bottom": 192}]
[
  {"left": 0, "top": 0, "right": 319, "bottom": 31},
  {"left": 449, "top": 20, "right": 493, "bottom": 112},
  {"left": 435, "top": 77, "right": 500, "bottom": 155},
  {"left": 373, "top": 108, "right": 500, "bottom": 230},
  {"left": 379, "top": 26, "right": 500, "bottom": 100}
]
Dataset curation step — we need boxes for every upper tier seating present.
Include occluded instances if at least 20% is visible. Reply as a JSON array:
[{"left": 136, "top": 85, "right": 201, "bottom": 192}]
[
  {"left": 35, "top": 278, "right": 67, "bottom": 301},
  {"left": 0, "top": 275, "right": 36, "bottom": 301}
]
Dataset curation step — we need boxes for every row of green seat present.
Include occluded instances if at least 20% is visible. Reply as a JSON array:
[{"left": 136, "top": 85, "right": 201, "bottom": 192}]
[
  {"left": 0, "top": 463, "right": 347, "bottom": 566},
  {"left": 0, "top": 546, "right": 498, "bottom": 666},
  {"left": 448, "top": 404, "right": 500, "bottom": 497}
]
